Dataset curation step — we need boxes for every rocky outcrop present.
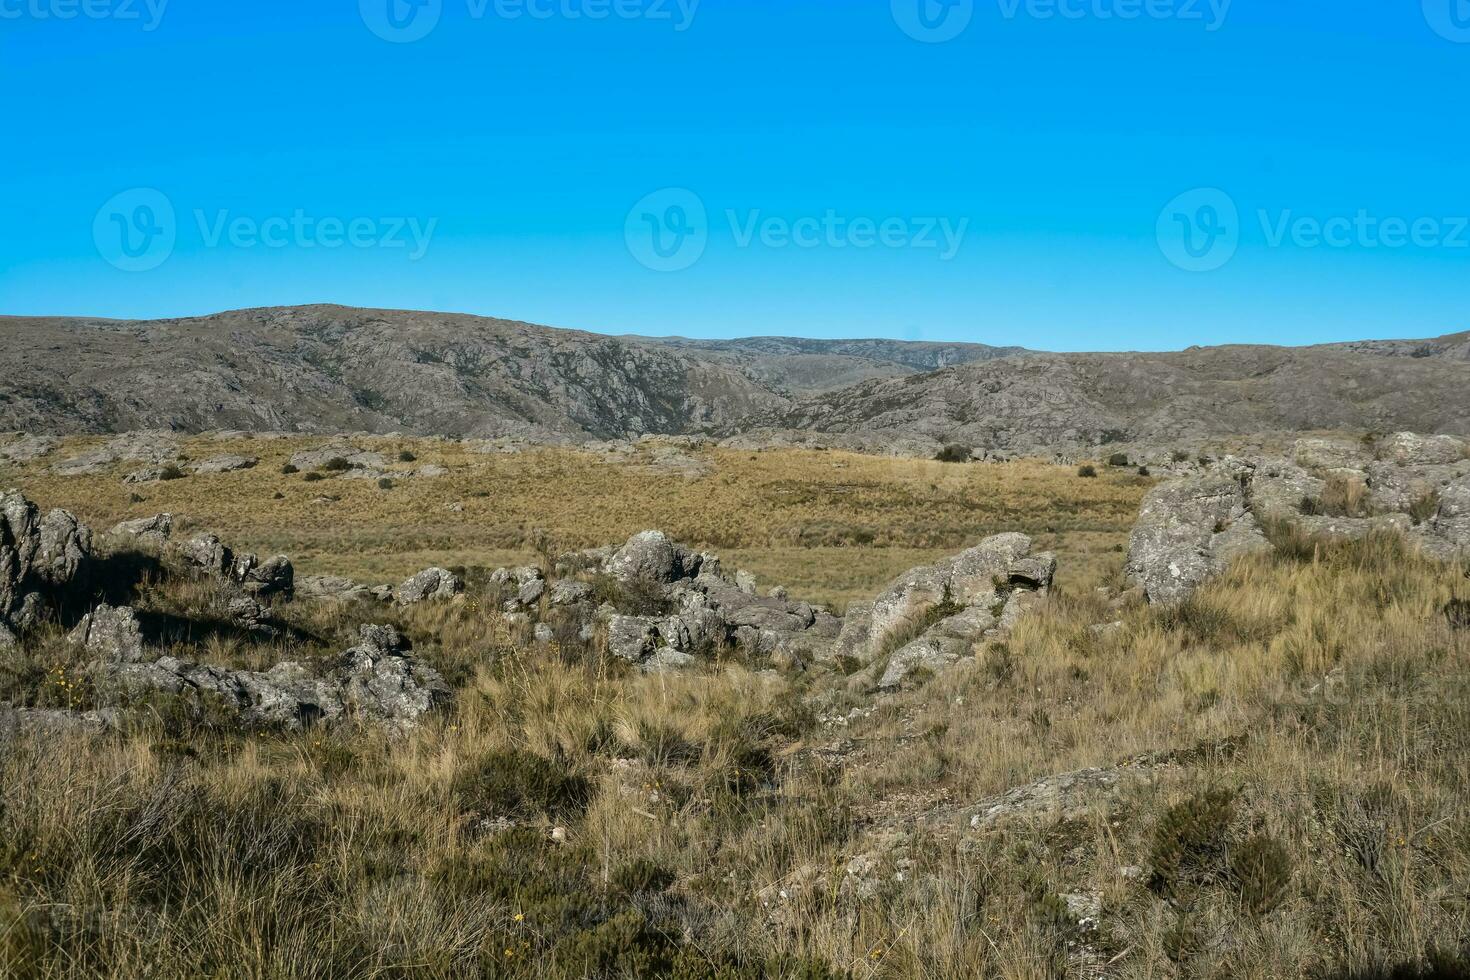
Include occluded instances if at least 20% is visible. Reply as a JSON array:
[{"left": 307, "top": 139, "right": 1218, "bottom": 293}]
[
  {"left": 396, "top": 567, "right": 465, "bottom": 605},
  {"left": 0, "top": 490, "right": 92, "bottom": 642},
  {"left": 191, "top": 454, "right": 257, "bottom": 474},
  {"left": 1379, "top": 432, "right": 1467, "bottom": 467},
  {"left": 68, "top": 604, "right": 146, "bottom": 663},
  {"left": 0, "top": 706, "right": 117, "bottom": 738},
  {"left": 180, "top": 532, "right": 293, "bottom": 600},
  {"left": 51, "top": 431, "right": 180, "bottom": 476},
  {"left": 835, "top": 532, "right": 1054, "bottom": 666},
  {"left": 490, "top": 566, "right": 545, "bottom": 611},
  {"left": 1125, "top": 471, "right": 1272, "bottom": 605},
  {"left": 289, "top": 445, "right": 390, "bottom": 471},
  {"left": 297, "top": 574, "right": 372, "bottom": 601},
  {"left": 99, "top": 624, "right": 449, "bottom": 732},
  {"left": 0, "top": 434, "right": 58, "bottom": 461},
  {"left": 110, "top": 513, "right": 174, "bottom": 543},
  {"left": 606, "top": 531, "right": 703, "bottom": 585}
]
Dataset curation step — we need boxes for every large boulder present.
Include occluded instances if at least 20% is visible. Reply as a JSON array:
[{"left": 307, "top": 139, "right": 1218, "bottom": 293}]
[
  {"left": 835, "top": 533, "right": 1051, "bottom": 663},
  {"left": 236, "top": 554, "right": 294, "bottom": 600},
  {"left": 297, "top": 574, "right": 372, "bottom": 602},
  {"left": 68, "top": 604, "right": 146, "bottom": 663},
  {"left": 606, "top": 531, "right": 701, "bottom": 584},
  {"left": 110, "top": 513, "right": 174, "bottom": 544},
  {"left": 1293, "top": 437, "right": 1370, "bottom": 471},
  {"left": 1380, "top": 432, "right": 1468, "bottom": 467},
  {"left": 1419, "top": 476, "right": 1470, "bottom": 558},
  {"left": 491, "top": 566, "right": 545, "bottom": 610},
  {"left": 182, "top": 532, "right": 234, "bottom": 577},
  {"left": 877, "top": 606, "right": 998, "bottom": 689},
  {"left": 191, "top": 454, "right": 258, "bottom": 474},
  {"left": 396, "top": 567, "right": 464, "bottom": 605},
  {"left": 1125, "top": 473, "right": 1271, "bottom": 605},
  {"left": 1251, "top": 457, "right": 1325, "bottom": 519},
  {"left": 1366, "top": 461, "right": 1470, "bottom": 514},
  {"left": 0, "top": 490, "right": 92, "bottom": 641}
]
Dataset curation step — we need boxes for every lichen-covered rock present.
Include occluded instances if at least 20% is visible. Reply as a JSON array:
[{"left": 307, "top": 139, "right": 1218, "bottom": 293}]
[
  {"left": 0, "top": 490, "right": 92, "bottom": 640},
  {"left": 1380, "top": 432, "right": 1468, "bottom": 467},
  {"left": 1293, "top": 437, "right": 1370, "bottom": 471},
  {"left": 640, "top": 648, "right": 697, "bottom": 674},
  {"left": 182, "top": 533, "right": 234, "bottom": 577},
  {"left": 68, "top": 604, "right": 146, "bottom": 663},
  {"left": 607, "top": 614, "right": 660, "bottom": 662},
  {"left": 100, "top": 624, "right": 449, "bottom": 732},
  {"left": 1420, "top": 475, "right": 1470, "bottom": 558},
  {"left": 877, "top": 606, "right": 997, "bottom": 689},
  {"left": 491, "top": 566, "right": 546, "bottom": 610},
  {"left": 191, "top": 454, "right": 258, "bottom": 474},
  {"left": 289, "top": 445, "right": 390, "bottom": 471},
  {"left": 836, "top": 533, "right": 1049, "bottom": 663},
  {"left": 1125, "top": 473, "right": 1272, "bottom": 605},
  {"left": 239, "top": 554, "right": 294, "bottom": 600},
  {"left": 52, "top": 431, "right": 180, "bottom": 477},
  {"left": 0, "top": 434, "right": 58, "bottom": 462},
  {"left": 1252, "top": 457, "right": 1325, "bottom": 519},
  {"left": 110, "top": 513, "right": 174, "bottom": 543},
  {"left": 297, "top": 574, "right": 372, "bottom": 602},
  {"left": 606, "top": 530, "right": 701, "bottom": 584},
  {"left": 549, "top": 580, "right": 594, "bottom": 606},
  {"left": 396, "top": 567, "right": 464, "bottom": 605},
  {"left": 1366, "top": 461, "right": 1470, "bottom": 513}
]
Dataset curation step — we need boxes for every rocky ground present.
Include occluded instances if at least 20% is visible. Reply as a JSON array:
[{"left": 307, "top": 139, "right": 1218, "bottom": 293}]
[{"left": 1, "top": 431, "right": 1468, "bottom": 978}]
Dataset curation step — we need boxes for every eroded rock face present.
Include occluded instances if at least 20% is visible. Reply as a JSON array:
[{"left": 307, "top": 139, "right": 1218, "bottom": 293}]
[
  {"left": 0, "top": 490, "right": 92, "bottom": 641},
  {"left": 1125, "top": 472, "right": 1271, "bottom": 605},
  {"left": 396, "top": 567, "right": 465, "bottom": 605},
  {"left": 99, "top": 624, "right": 449, "bottom": 732}
]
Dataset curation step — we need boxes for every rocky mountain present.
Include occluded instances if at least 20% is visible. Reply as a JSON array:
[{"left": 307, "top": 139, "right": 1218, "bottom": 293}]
[
  {"left": 748, "top": 342, "right": 1470, "bottom": 452},
  {"left": 0, "top": 306, "right": 788, "bottom": 440},
  {"left": 644, "top": 336, "right": 1027, "bottom": 396},
  {"left": 0, "top": 305, "right": 1465, "bottom": 451}
]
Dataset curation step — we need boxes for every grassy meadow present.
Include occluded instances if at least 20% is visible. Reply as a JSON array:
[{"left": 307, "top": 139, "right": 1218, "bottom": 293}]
[
  {"left": 3, "top": 437, "right": 1469, "bottom": 979},
  {"left": 2, "top": 435, "right": 1151, "bottom": 608}
]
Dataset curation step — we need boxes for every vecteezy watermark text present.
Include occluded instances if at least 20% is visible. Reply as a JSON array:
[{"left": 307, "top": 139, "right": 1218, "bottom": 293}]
[
  {"left": 0, "top": 0, "right": 168, "bottom": 30},
  {"left": 93, "top": 189, "right": 438, "bottom": 272},
  {"left": 624, "top": 189, "right": 969, "bottom": 272},
  {"left": 892, "top": 0, "right": 1230, "bottom": 42},
  {"left": 360, "top": 0, "right": 698, "bottom": 42},
  {"left": 1157, "top": 187, "right": 1470, "bottom": 272}
]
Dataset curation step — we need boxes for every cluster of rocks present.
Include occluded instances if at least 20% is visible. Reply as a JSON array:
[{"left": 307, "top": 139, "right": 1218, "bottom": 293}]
[
  {"left": 0, "top": 489, "right": 93, "bottom": 644},
  {"left": 835, "top": 532, "right": 1056, "bottom": 689},
  {"left": 1125, "top": 432, "right": 1470, "bottom": 604},
  {"left": 96, "top": 624, "right": 449, "bottom": 732}
]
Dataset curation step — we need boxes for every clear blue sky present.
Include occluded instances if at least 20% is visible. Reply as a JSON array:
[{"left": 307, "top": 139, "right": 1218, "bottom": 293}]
[{"left": 2, "top": 0, "right": 1467, "bottom": 350}]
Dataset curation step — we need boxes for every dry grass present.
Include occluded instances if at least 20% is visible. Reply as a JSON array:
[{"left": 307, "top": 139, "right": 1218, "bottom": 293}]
[
  {"left": 2, "top": 436, "right": 1147, "bottom": 608},
  {"left": 3, "top": 446, "right": 1469, "bottom": 978}
]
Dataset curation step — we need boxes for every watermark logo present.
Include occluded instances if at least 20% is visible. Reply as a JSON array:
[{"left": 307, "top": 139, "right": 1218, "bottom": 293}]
[
  {"left": 361, "top": 0, "right": 699, "bottom": 41},
  {"left": 892, "top": 0, "right": 974, "bottom": 43},
  {"left": 94, "top": 188, "right": 177, "bottom": 272},
  {"left": 360, "top": 0, "right": 442, "bottom": 42},
  {"left": 625, "top": 189, "right": 971, "bottom": 271},
  {"left": 1423, "top": 0, "right": 1470, "bottom": 42},
  {"left": 1157, "top": 187, "right": 1239, "bottom": 272},
  {"left": 93, "top": 191, "right": 439, "bottom": 270},
  {"left": 0, "top": 0, "right": 169, "bottom": 30},
  {"left": 626, "top": 188, "right": 708, "bottom": 272},
  {"left": 997, "top": 0, "right": 1231, "bottom": 30}
]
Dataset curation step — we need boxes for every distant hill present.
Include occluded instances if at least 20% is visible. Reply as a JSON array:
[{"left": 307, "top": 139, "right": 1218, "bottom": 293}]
[{"left": 0, "top": 305, "right": 1465, "bottom": 451}]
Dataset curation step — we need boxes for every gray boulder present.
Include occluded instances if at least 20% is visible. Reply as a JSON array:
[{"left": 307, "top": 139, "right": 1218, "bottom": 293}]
[
  {"left": 878, "top": 606, "right": 998, "bottom": 689},
  {"left": 607, "top": 614, "right": 660, "bottom": 662},
  {"left": 0, "top": 434, "right": 58, "bottom": 462},
  {"left": 607, "top": 530, "right": 700, "bottom": 584},
  {"left": 396, "top": 567, "right": 464, "bottom": 605},
  {"left": 237, "top": 554, "right": 294, "bottom": 600},
  {"left": 491, "top": 566, "right": 546, "bottom": 610},
  {"left": 192, "top": 454, "right": 258, "bottom": 474},
  {"left": 1125, "top": 473, "right": 1272, "bottom": 605},
  {"left": 182, "top": 533, "right": 234, "bottom": 577},
  {"left": 297, "top": 574, "right": 372, "bottom": 602},
  {"left": 289, "top": 445, "right": 390, "bottom": 471},
  {"left": 836, "top": 532, "right": 1048, "bottom": 663},
  {"left": 1380, "top": 432, "right": 1468, "bottom": 467},
  {"left": 101, "top": 624, "right": 449, "bottom": 732},
  {"left": 0, "top": 490, "right": 92, "bottom": 640},
  {"left": 1420, "top": 475, "right": 1470, "bottom": 558},
  {"left": 640, "top": 648, "right": 697, "bottom": 674},
  {"left": 68, "top": 604, "right": 146, "bottom": 663},
  {"left": 1251, "top": 457, "right": 1325, "bottom": 519},
  {"left": 110, "top": 513, "right": 174, "bottom": 543},
  {"left": 1293, "top": 437, "right": 1370, "bottom": 471},
  {"left": 549, "top": 580, "right": 594, "bottom": 606}
]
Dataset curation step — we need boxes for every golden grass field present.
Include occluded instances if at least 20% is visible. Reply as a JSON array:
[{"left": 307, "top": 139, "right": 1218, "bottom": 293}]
[
  {"left": 3, "top": 435, "right": 1151, "bottom": 609},
  {"left": 3, "top": 437, "right": 1469, "bottom": 979}
]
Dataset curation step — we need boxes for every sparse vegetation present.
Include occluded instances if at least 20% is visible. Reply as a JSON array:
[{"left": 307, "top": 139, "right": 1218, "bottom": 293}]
[{"left": 1077, "top": 464, "right": 1098, "bottom": 478}]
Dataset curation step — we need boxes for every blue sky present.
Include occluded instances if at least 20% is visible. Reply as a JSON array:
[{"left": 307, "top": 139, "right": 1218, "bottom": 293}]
[{"left": 2, "top": 0, "right": 1467, "bottom": 350}]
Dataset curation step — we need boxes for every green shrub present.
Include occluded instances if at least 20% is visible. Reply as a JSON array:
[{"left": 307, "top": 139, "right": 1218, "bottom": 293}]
[
  {"left": 1077, "top": 465, "right": 1098, "bottom": 478},
  {"left": 280, "top": 463, "right": 299, "bottom": 475},
  {"left": 1148, "top": 788, "right": 1236, "bottom": 895},
  {"left": 320, "top": 457, "right": 352, "bottom": 473},
  {"left": 611, "top": 857, "right": 676, "bottom": 895},
  {"left": 303, "top": 472, "right": 324, "bottom": 483},
  {"left": 1138, "top": 465, "right": 1151, "bottom": 477},
  {"left": 935, "top": 444, "right": 971, "bottom": 464},
  {"left": 397, "top": 450, "right": 417, "bottom": 462},
  {"left": 1228, "top": 833, "right": 1292, "bottom": 913},
  {"left": 1108, "top": 452, "right": 1130, "bottom": 467},
  {"left": 377, "top": 478, "right": 394, "bottom": 490},
  {"left": 452, "top": 749, "right": 592, "bottom": 821},
  {"left": 158, "top": 463, "right": 185, "bottom": 481}
]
